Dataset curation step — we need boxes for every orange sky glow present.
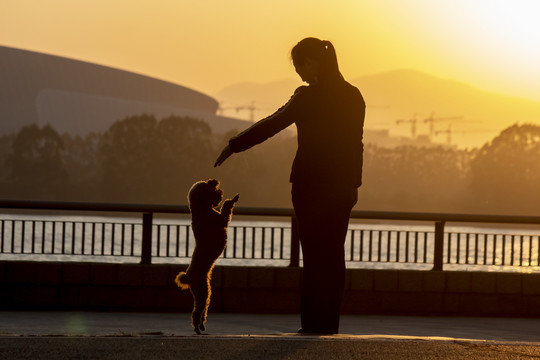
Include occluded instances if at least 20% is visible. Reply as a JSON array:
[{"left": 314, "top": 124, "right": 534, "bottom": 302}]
[{"left": 1, "top": 0, "right": 539, "bottom": 102}]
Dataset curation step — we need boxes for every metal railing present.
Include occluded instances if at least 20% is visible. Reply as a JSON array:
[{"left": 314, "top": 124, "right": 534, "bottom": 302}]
[{"left": 1, "top": 200, "right": 540, "bottom": 271}]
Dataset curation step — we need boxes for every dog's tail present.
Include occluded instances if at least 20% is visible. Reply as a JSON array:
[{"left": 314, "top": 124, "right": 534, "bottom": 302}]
[{"left": 174, "top": 271, "right": 190, "bottom": 290}]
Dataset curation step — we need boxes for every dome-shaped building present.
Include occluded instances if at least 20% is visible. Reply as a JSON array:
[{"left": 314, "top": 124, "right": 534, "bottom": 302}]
[{"left": 0, "top": 46, "right": 247, "bottom": 134}]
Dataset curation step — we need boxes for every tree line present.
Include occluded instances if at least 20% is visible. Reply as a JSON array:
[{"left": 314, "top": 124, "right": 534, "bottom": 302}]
[{"left": 1, "top": 115, "right": 539, "bottom": 216}]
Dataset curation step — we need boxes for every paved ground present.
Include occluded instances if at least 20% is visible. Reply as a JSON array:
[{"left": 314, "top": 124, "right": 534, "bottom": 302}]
[{"left": 1, "top": 312, "right": 540, "bottom": 359}]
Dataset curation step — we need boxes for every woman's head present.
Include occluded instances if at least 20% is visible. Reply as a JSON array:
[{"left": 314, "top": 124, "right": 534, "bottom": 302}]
[{"left": 291, "top": 37, "right": 342, "bottom": 84}]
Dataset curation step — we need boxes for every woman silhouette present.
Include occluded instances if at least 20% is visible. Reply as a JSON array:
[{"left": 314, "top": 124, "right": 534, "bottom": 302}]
[{"left": 215, "top": 37, "right": 365, "bottom": 334}]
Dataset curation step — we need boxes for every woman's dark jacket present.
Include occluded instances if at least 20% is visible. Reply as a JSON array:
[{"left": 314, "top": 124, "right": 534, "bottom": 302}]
[{"left": 228, "top": 78, "right": 365, "bottom": 189}]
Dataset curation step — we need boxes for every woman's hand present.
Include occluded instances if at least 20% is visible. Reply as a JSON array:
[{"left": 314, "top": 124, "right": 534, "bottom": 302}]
[{"left": 214, "top": 144, "right": 233, "bottom": 167}]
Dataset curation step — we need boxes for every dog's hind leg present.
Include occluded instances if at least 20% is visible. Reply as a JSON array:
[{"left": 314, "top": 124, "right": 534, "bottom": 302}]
[
  {"left": 200, "top": 278, "right": 212, "bottom": 331},
  {"left": 191, "top": 305, "right": 203, "bottom": 334},
  {"left": 191, "top": 282, "right": 209, "bottom": 334}
]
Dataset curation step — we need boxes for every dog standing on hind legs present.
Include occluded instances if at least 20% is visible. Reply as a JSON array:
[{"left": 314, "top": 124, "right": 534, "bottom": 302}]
[{"left": 175, "top": 179, "right": 239, "bottom": 334}]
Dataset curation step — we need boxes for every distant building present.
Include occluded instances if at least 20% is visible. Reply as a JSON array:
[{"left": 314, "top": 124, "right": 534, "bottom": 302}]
[{"left": 0, "top": 46, "right": 249, "bottom": 135}]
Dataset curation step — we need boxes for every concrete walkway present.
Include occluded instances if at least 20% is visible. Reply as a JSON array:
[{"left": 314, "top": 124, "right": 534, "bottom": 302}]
[
  {"left": 1, "top": 312, "right": 540, "bottom": 342},
  {"left": 1, "top": 312, "right": 540, "bottom": 359}
]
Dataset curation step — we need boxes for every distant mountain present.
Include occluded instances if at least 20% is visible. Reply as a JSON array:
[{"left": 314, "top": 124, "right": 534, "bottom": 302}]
[{"left": 214, "top": 69, "right": 540, "bottom": 148}]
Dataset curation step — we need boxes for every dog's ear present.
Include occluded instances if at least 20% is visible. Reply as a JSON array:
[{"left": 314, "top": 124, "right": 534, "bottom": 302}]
[{"left": 207, "top": 179, "right": 219, "bottom": 188}]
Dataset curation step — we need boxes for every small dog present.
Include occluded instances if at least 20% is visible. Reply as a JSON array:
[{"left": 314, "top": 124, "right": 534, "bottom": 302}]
[{"left": 175, "top": 179, "right": 239, "bottom": 334}]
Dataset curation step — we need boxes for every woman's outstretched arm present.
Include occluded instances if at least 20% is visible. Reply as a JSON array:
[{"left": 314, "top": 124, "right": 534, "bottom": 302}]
[{"left": 213, "top": 86, "right": 307, "bottom": 167}]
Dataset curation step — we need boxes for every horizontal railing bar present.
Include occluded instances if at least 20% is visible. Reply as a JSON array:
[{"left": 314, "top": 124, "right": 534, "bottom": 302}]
[
  {"left": 350, "top": 210, "right": 540, "bottom": 225},
  {"left": 2, "top": 200, "right": 540, "bottom": 225},
  {"left": 0, "top": 200, "right": 190, "bottom": 214}
]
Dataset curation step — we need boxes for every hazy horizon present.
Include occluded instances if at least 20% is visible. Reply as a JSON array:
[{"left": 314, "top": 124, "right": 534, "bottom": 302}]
[{"left": 2, "top": 0, "right": 539, "bottom": 103}]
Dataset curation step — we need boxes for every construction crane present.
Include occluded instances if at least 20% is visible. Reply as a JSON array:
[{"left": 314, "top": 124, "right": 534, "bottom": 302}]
[
  {"left": 434, "top": 125, "right": 498, "bottom": 146},
  {"left": 217, "top": 102, "right": 237, "bottom": 116},
  {"left": 424, "top": 112, "right": 463, "bottom": 140},
  {"left": 232, "top": 101, "right": 259, "bottom": 122},
  {"left": 396, "top": 114, "right": 418, "bottom": 139},
  {"left": 434, "top": 124, "right": 455, "bottom": 146},
  {"left": 217, "top": 101, "right": 267, "bottom": 122}
]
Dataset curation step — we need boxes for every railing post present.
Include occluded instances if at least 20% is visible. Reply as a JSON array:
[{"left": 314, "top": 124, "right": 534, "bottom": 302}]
[
  {"left": 289, "top": 216, "right": 300, "bottom": 267},
  {"left": 141, "top": 212, "right": 153, "bottom": 264},
  {"left": 432, "top": 220, "right": 445, "bottom": 271}
]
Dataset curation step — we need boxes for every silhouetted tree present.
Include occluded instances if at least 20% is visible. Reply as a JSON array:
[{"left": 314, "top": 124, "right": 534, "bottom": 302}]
[
  {"left": 469, "top": 123, "right": 540, "bottom": 214},
  {"left": 61, "top": 132, "right": 101, "bottom": 201},
  {"left": 5, "top": 124, "right": 68, "bottom": 200},
  {"left": 359, "top": 144, "right": 473, "bottom": 212},
  {"left": 99, "top": 114, "right": 160, "bottom": 202},
  {"left": 153, "top": 115, "right": 215, "bottom": 202},
  {"left": 0, "top": 133, "right": 15, "bottom": 175},
  {"left": 98, "top": 114, "right": 218, "bottom": 203}
]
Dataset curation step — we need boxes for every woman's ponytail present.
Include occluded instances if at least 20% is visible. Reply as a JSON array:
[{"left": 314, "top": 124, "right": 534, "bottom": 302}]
[{"left": 321, "top": 40, "right": 341, "bottom": 80}]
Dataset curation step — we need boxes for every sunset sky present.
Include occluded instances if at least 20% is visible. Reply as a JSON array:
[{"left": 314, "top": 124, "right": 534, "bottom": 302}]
[{"left": 1, "top": 0, "right": 540, "bottom": 102}]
